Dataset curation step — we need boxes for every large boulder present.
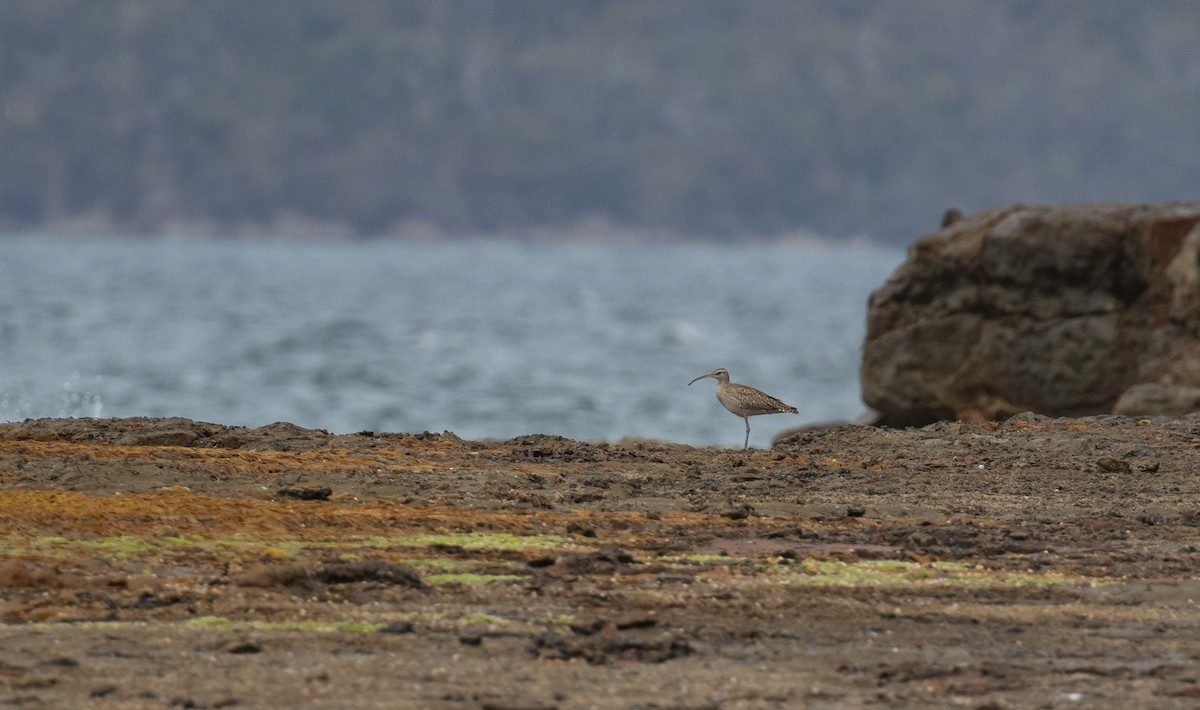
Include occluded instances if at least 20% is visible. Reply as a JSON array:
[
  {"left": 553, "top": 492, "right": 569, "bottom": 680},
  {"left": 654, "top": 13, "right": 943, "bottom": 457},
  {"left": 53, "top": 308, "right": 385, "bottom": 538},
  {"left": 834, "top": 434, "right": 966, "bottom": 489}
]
[{"left": 862, "top": 202, "right": 1200, "bottom": 425}]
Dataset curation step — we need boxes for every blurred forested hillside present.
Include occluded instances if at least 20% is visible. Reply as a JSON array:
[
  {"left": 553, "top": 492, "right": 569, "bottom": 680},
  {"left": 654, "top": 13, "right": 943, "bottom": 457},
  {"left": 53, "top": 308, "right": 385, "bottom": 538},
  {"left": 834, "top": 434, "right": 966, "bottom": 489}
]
[{"left": 1, "top": 0, "right": 1198, "bottom": 242}]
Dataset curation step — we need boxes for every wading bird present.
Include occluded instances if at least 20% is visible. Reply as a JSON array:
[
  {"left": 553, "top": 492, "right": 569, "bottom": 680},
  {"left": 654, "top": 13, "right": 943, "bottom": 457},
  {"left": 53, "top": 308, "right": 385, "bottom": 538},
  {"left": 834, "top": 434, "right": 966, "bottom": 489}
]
[{"left": 688, "top": 367, "right": 798, "bottom": 450}]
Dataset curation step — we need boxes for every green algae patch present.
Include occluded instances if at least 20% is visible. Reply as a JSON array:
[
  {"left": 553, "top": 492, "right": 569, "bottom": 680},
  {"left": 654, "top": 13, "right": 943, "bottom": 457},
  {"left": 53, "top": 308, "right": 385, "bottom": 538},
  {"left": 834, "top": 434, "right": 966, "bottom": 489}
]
[
  {"left": 0, "top": 530, "right": 576, "bottom": 563},
  {"left": 188, "top": 616, "right": 234, "bottom": 628},
  {"left": 222, "top": 531, "right": 577, "bottom": 555},
  {"left": 661, "top": 553, "right": 736, "bottom": 565},
  {"left": 2, "top": 534, "right": 188, "bottom": 559},
  {"left": 78, "top": 536, "right": 171, "bottom": 558},
  {"left": 1, "top": 532, "right": 221, "bottom": 560},
  {"left": 391, "top": 532, "right": 577, "bottom": 552},
  {"left": 425, "top": 572, "right": 524, "bottom": 585},
  {"left": 774, "top": 559, "right": 1084, "bottom": 588},
  {"left": 660, "top": 553, "right": 772, "bottom": 568}
]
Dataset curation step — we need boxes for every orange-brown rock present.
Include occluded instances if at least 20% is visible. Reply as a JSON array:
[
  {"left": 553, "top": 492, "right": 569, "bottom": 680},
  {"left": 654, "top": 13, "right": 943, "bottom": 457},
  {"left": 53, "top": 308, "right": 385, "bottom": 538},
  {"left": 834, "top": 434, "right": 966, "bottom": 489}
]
[{"left": 863, "top": 201, "right": 1200, "bottom": 425}]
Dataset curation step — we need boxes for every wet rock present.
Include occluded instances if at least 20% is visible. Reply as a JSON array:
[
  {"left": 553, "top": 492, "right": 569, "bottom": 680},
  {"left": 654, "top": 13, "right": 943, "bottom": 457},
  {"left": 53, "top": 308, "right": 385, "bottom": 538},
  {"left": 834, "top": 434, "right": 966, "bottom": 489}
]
[
  {"left": 477, "top": 698, "right": 558, "bottom": 710},
  {"left": 223, "top": 640, "right": 262, "bottom": 654},
  {"left": 569, "top": 617, "right": 657, "bottom": 635},
  {"left": 0, "top": 561, "right": 90, "bottom": 590},
  {"left": 133, "top": 591, "right": 180, "bottom": 609},
  {"left": 37, "top": 657, "right": 78, "bottom": 669},
  {"left": 90, "top": 685, "right": 118, "bottom": 698},
  {"left": 1095, "top": 456, "right": 1132, "bottom": 473},
  {"left": 721, "top": 504, "right": 755, "bottom": 520},
  {"left": 0, "top": 561, "right": 54, "bottom": 589},
  {"left": 311, "top": 561, "right": 427, "bottom": 589},
  {"left": 231, "top": 563, "right": 424, "bottom": 590},
  {"left": 862, "top": 202, "right": 1200, "bottom": 425},
  {"left": 564, "top": 521, "right": 597, "bottom": 538},
  {"left": 530, "top": 630, "right": 693, "bottom": 665},
  {"left": 531, "top": 546, "right": 635, "bottom": 576},
  {"left": 908, "top": 531, "right": 936, "bottom": 547},
  {"left": 230, "top": 563, "right": 310, "bottom": 588},
  {"left": 877, "top": 660, "right": 971, "bottom": 683},
  {"left": 276, "top": 486, "right": 333, "bottom": 501}
]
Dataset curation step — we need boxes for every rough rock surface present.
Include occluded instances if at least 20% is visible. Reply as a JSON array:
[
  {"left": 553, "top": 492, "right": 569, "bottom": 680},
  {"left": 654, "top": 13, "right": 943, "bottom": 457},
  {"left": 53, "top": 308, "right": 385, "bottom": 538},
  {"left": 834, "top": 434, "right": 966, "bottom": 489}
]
[
  {"left": 4, "top": 415, "right": 1200, "bottom": 707},
  {"left": 862, "top": 201, "right": 1200, "bottom": 425}
]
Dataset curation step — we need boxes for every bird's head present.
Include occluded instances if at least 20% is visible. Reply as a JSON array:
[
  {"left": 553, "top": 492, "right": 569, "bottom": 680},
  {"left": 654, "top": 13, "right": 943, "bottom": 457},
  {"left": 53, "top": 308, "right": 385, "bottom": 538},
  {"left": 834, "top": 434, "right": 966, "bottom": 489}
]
[{"left": 688, "top": 367, "right": 730, "bottom": 386}]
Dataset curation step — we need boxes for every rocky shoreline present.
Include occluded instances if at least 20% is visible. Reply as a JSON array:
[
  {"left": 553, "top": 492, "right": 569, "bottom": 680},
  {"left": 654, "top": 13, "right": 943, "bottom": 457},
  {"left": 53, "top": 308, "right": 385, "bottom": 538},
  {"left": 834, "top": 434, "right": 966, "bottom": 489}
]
[{"left": 2, "top": 415, "right": 1200, "bottom": 707}]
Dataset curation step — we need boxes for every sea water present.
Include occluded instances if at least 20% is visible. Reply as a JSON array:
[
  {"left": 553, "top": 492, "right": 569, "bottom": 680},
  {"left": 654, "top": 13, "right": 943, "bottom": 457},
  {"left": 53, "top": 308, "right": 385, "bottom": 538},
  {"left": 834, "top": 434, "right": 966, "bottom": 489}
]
[{"left": 0, "top": 236, "right": 902, "bottom": 447}]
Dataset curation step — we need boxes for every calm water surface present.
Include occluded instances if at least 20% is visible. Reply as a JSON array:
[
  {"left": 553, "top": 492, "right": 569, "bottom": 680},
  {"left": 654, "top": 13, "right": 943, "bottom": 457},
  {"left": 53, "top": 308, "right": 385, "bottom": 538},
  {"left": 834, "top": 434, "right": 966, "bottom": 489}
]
[{"left": 0, "top": 237, "right": 901, "bottom": 447}]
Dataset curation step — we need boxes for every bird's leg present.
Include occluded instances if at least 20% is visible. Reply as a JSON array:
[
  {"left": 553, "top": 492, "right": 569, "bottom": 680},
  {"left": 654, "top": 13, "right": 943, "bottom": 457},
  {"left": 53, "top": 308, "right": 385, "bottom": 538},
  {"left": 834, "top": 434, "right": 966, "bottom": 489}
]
[{"left": 743, "top": 417, "right": 750, "bottom": 450}]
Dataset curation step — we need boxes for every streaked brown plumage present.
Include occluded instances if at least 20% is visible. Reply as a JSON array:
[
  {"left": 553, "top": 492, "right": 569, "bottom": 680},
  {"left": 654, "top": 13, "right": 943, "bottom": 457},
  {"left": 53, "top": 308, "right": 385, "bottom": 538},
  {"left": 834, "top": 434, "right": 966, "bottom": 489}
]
[{"left": 688, "top": 367, "right": 798, "bottom": 450}]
